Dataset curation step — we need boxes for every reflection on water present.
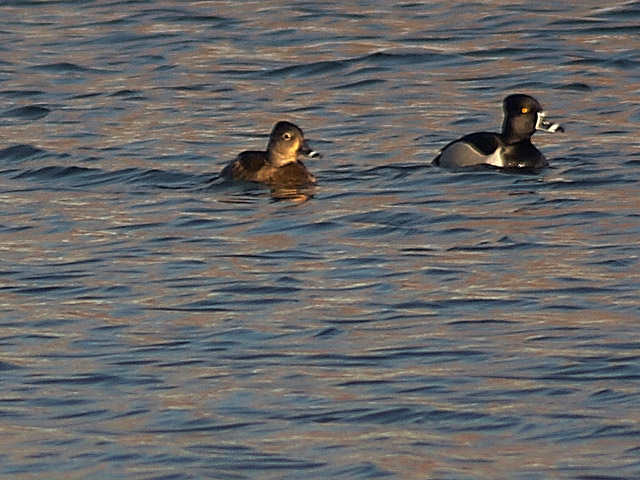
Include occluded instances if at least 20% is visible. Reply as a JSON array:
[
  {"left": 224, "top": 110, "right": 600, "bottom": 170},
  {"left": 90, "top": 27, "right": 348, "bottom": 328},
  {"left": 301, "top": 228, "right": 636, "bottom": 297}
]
[{"left": 1, "top": 1, "right": 640, "bottom": 479}]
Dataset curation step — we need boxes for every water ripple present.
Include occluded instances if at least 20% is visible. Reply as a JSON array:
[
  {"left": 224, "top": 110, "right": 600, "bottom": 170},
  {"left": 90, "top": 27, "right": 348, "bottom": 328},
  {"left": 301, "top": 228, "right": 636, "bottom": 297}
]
[{"left": 1, "top": 1, "right": 639, "bottom": 479}]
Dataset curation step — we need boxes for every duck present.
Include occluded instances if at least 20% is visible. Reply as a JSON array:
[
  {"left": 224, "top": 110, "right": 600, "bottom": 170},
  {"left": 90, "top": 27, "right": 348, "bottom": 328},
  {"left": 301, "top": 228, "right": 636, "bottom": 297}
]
[
  {"left": 433, "top": 94, "right": 564, "bottom": 170},
  {"left": 220, "top": 121, "right": 321, "bottom": 186}
]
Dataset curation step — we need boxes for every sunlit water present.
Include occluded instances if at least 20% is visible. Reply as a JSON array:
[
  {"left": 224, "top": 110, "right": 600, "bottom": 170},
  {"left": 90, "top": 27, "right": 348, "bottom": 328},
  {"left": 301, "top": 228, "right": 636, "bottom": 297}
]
[{"left": 1, "top": 1, "right": 639, "bottom": 479}]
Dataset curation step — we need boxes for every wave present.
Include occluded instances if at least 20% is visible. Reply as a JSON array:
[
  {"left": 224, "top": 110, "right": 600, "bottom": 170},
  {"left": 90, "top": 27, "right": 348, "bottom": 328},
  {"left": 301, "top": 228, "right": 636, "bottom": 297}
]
[
  {"left": 10, "top": 164, "right": 210, "bottom": 190},
  {"left": 2, "top": 105, "right": 50, "bottom": 120}
]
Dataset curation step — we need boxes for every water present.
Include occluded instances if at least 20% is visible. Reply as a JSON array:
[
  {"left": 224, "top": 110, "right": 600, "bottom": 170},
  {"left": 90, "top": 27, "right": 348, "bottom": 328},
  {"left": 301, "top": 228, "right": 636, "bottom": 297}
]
[{"left": 1, "top": 1, "right": 639, "bottom": 479}]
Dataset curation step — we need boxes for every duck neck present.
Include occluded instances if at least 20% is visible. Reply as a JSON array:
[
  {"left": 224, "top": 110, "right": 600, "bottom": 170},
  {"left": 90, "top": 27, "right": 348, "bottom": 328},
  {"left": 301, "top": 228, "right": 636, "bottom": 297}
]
[
  {"left": 268, "top": 150, "right": 298, "bottom": 168},
  {"left": 502, "top": 120, "right": 532, "bottom": 145}
]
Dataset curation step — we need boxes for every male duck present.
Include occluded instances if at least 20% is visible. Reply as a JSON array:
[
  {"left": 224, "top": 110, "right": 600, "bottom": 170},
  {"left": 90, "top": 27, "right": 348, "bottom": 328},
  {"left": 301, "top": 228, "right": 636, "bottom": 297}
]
[{"left": 433, "top": 94, "right": 563, "bottom": 170}]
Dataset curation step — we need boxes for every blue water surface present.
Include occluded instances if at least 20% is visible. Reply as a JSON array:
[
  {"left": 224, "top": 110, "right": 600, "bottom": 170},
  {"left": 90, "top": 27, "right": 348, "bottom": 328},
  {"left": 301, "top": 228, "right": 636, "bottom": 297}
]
[{"left": 1, "top": 1, "right": 639, "bottom": 479}]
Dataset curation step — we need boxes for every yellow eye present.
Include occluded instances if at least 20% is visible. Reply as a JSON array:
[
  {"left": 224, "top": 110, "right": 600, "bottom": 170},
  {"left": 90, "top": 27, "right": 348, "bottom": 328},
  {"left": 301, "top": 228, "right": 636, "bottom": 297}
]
[
  {"left": 282, "top": 132, "right": 292, "bottom": 140},
  {"left": 521, "top": 107, "right": 530, "bottom": 114}
]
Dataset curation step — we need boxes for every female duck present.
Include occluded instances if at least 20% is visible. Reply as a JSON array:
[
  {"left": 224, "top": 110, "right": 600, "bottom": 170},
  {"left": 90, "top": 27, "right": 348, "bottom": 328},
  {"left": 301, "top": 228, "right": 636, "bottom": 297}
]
[
  {"left": 221, "top": 121, "right": 321, "bottom": 186},
  {"left": 433, "top": 94, "right": 563, "bottom": 170}
]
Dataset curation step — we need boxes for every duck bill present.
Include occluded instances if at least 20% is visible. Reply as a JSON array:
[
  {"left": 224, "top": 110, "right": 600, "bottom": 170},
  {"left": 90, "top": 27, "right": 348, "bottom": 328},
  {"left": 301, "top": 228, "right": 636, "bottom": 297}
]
[
  {"left": 299, "top": 140, "right": 322, "bottom": 159},
  {"left": 535, "top": 111, "right": 564, "bottom": 133}
]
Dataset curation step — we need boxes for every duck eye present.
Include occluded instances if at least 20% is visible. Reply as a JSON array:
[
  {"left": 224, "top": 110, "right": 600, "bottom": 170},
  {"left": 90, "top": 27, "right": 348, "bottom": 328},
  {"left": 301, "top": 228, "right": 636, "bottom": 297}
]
[
  {"left": 282, "top": 132, "right": 292, "bottom": 140},
  {"left": 521, "top": 107, "right": 530, "bottom": 114}
]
